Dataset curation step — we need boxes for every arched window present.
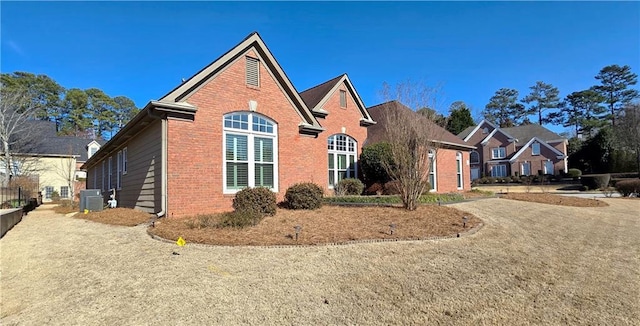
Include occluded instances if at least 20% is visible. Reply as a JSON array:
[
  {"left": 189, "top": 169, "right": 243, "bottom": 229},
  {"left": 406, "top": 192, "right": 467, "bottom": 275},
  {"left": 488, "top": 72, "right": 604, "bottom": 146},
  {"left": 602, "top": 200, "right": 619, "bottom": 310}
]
[
  {"left": 223, "top": 112, "right": 277, "bottom": 193},
  {"left": 428, "top": 150, "right": 437, "bottom": 191},
  {"left": 327, "top": 134, "right": 357, "bottom": 187},
  {"left": 456, "top": 152, "right": 463, "bottom": 189},
  {"left": 469, "top": 150, "right": 480, "bottom": 164}
]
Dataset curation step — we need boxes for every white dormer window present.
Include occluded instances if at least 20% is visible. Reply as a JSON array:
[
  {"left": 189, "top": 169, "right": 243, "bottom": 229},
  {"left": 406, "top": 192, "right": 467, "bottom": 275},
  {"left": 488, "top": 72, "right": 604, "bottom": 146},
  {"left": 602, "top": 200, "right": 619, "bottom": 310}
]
[
  {"left": 87, "top": 141, "right": 101, "bottom": 159},
  {"left": 532, "top": 142, "right": 540, "bottom": 155}
]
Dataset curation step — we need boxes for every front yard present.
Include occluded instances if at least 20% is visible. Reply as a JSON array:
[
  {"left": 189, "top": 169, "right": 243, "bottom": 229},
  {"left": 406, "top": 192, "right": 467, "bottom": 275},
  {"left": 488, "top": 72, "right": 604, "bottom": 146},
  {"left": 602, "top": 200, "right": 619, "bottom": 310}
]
[{"left": 1, "top": 198, "right": 637, "bottom": 325}]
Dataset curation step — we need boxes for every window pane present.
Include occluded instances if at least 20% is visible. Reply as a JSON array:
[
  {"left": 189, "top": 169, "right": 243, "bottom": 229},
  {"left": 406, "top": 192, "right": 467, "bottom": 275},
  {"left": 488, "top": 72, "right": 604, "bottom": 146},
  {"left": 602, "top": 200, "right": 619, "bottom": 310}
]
[
  {"left": 328, "top": 153, "right": 334, "bottom": 169},
  {"left": 226, "top": 134, "right": 248, "bottom": 161},
  {"left": 254, "top": 137, "right": 273, "bottom": 162},
  {"left": 255, "top": 163, "right": 274, "bottom": 187},
  {"left": 328, "top": 170, "right": 335, "bottom": 186},
  {"left": 429, "top": 173, "right": 435, "bottom": 190},
  {"left": 338, "top": 154, "right": 347, "bottom": 169},
  {"left": 226, "top": 162, "right": 248, "bottom": 189}
]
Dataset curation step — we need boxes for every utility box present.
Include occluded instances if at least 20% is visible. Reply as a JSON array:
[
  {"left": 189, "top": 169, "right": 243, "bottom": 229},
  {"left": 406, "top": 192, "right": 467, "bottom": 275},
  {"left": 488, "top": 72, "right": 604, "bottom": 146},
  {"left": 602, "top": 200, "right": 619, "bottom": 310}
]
[{"left": 80, "top": 189, "right": 103, "bottom": 212}]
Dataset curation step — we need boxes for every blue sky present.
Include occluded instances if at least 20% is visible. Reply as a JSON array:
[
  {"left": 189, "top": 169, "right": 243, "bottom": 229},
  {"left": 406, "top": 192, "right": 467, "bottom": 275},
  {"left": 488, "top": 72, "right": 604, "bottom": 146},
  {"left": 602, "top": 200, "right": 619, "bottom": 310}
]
[{"left": 2, "top": 1, "right": 639, "bottom": 135}]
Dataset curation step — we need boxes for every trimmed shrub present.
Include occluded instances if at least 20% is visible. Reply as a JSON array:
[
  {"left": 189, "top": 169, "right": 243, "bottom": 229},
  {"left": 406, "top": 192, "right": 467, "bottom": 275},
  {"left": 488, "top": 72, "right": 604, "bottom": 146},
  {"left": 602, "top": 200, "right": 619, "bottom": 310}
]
[
  {"left": 360, "top": 142, "right": 394, "bottom": 184},
  {"left": 285, "top": 182, "right": 323, "bottom": 210},
  {"left": 615, "top": 179, "right": 640, "bottom": 197},
  {"left": 217, "top": 210, "right": 262, "bottom": 228},
  {"left": 232, "top": 187, "right": 277, "bottom": 217},
  {"left": 568, "top": 168, "right": 582, "bottom": 178},
  {"left": 364, "top": 182, "right": 384, "bottom": 195},
  {"left": 51, "top": 190, "right": 60, "bottom": 202},
  {"left": 581, "top": 174, "right": 611, "bottom": 190},
  {"left": 383, "top": 180, "right": 402, "bottom": 195},
  {"left": 335, "top": 178, "right": 365, "bottom": 196}
]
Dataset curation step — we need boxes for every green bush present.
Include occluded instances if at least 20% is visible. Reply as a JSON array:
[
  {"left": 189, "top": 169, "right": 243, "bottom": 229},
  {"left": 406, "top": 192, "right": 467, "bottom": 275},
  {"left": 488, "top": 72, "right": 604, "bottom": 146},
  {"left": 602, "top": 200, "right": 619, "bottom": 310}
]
[
  {"left": 360, "top": 142, "right": 394, "bottom": 184},
  {"left": 581, "top": 174, "right": 611, "bottom": 190},
  {"left": 232, "top": 187, "right": 277, "bottom": 217},
  {"left": 335, "top": 178, "right": 365, "bottom": 196},
  {"left": 50, "top": 190, "right": 60, "bottom": 202},
  {"left": 614, "top": 179, "right": 640, "bottom": 197},
  {"left": 285, "top": 182, "right": 323, "bottom": 210},
  {"left": 568, "top": 168, "right": 582, "bottom": 178},
  {"left": 217, "top": 210, "right": 262, "bottom": 228}
]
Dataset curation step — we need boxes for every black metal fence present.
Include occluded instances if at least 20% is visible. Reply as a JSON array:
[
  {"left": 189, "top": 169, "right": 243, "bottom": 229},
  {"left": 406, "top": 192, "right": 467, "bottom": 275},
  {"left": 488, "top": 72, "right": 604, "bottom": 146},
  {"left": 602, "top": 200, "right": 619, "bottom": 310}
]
[{"left": 0, "top": 187, "right": 28, "bottom": 209}]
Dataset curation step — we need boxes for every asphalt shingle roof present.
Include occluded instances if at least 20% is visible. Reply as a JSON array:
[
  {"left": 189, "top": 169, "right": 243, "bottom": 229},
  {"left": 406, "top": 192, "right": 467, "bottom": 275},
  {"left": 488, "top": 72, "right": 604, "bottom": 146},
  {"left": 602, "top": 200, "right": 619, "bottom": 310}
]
[
  {"left": 502, "top": 124, "right": 564, "bottom": 143},
  {"left": 16, "top": 121, "right": 105, "bottom": 161},
  {"left": 299, "top": 75, "right": 344, "bottom": 109}
]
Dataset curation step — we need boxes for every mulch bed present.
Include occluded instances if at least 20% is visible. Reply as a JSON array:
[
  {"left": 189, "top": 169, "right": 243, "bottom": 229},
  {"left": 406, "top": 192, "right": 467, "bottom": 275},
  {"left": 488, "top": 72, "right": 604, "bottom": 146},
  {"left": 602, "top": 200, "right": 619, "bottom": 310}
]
[
  {"left": 149, "top": 205, "right": 481, "bottom": 246},
  {"left": 501, "top": 193, "right": 609, "bottom": 207}
]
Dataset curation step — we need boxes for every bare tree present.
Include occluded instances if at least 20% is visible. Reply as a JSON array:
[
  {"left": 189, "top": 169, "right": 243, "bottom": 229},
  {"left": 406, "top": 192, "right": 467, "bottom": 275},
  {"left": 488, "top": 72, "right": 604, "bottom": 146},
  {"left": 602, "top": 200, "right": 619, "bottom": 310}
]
[
  {"left": 375, "top": 81, "right": 448, "bottom": 210},
  {"left": 0, "top": 86, "right": 42, "bottom": 186}
]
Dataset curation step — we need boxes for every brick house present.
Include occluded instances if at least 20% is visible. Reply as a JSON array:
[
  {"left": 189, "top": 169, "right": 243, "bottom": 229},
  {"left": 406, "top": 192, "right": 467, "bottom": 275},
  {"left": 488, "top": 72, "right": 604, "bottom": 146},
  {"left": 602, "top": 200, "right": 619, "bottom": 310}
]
[
  {"left": 457, "top": 120, "right": 568, "bottom": 180},
  {"left": 82, "top": 32, "right": 376, "bottom": 217},
  {"left": 366, "top": 101, "right": 476, "bottom": 192}
]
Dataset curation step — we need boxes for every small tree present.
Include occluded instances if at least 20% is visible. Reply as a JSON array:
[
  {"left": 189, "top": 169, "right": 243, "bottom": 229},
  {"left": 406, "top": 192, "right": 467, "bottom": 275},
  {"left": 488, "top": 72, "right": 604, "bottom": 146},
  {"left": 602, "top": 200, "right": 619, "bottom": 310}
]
[{"left": 377, "top": 81, "right": 447, "bottom": 210}]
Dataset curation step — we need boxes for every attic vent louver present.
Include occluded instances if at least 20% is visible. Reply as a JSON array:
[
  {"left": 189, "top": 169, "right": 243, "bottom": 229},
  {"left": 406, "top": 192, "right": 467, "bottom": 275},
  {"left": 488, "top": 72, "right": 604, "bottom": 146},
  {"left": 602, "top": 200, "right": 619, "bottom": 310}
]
[{"left": 246, "top": 56, "right": 259, "bottom": 87}]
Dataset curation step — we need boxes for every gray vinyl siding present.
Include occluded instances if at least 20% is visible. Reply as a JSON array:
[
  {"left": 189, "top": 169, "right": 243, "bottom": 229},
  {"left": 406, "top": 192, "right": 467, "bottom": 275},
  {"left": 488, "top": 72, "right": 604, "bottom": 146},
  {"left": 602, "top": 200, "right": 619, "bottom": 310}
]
[{"left": 118, "top": 120, "right": 162, "bottom": 213}]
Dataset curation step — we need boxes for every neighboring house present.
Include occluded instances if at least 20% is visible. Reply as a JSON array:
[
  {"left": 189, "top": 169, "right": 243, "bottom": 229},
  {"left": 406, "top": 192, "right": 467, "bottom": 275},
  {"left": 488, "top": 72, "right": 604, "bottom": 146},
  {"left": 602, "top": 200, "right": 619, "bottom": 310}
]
[
  {"left": 82, "top": 32, "right": 376, "bottom": 217},
  {"left": 366, "top": 101, "right": 476, "bottom": 192},
  {"left": 458, "top": 120, "right": 568, "bottom": 180},
  {"left": 1, "top": 121, "right": 104, "bottom": 202}
]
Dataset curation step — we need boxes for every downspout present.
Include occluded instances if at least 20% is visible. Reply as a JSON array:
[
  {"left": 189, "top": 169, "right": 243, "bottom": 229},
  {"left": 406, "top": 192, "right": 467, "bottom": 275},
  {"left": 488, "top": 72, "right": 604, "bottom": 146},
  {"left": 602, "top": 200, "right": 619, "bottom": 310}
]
[
  {"left": 158, "top": 118, "right": 167, "bottom": 218},
  {"left": 148, "top": 108, "right": 167, "bottom": 218}
]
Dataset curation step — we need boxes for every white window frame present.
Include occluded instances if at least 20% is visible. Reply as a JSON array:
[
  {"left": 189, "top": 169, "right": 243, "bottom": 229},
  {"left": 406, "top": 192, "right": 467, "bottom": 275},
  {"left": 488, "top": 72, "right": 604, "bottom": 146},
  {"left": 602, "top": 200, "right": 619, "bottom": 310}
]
[
  {"left": 117, "top": 151, "right": 122, "bottom": 190},
  {"left": 491, "top": 165, "right": 507, "bottom": 177},
  {"left": 122, "top": 147, "right": 128, "bottom": 175},
  {"left": 222, "top": 112, "right": 278, "bottom": 194},
  {"left": 45, "top": 186, "right": 53, "bottom": 199},
  {"left": 108, "top": 156, "right": 113, "bottom": 190},
  {"left": 456, "top": 152, "right": 463, "bottom": 189},
  {"left": 532, "top": 142, "right": 541, "bottom": 156},
  {"left": 482, "top": 127, "right": 489, "bottom": 134},
  {"left": 469, "top": 150, "right": 480, "bottom": 164},
  {"left": 521, "top": 161, "right": 531, "bottom": 176},
  {"left": 429, "top": 150, "right": 437, "bottom": 192},
  {"left": 60, "top": 186, "right": 69, "bottom": 199},
  {"left": 327, "top": 134, "right": 358, "bottom": 188},
  {"left": 492, "top": 147, "right": 506, "bottom": 159},
  {"left": 88, "top": 145, "right": 99, "bottom": 159},
  {"left": 544, "top": 160, "right": 554, "bottom": 175}
]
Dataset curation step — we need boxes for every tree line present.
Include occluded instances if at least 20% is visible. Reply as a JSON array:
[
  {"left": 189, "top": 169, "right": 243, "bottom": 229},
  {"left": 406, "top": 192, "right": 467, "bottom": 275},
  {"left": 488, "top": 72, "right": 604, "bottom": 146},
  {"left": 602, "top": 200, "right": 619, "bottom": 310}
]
[
  {"left": 482, "top": 64, "right": 639, "bottom": 175},
  {"left": 1, "top": 71, "right": 140, "bottom": 139}
]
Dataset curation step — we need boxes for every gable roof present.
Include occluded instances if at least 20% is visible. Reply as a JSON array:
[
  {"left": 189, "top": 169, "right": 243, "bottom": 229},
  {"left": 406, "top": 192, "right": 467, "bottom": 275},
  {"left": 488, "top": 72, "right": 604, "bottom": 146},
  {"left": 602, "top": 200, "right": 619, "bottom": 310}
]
[
  {"left": 510, "top": 136, "right": 566, "bottom": 162},
  {"left": 460, "top": 119, "right": 503, "bottom": 142},
  {"left": 159, "top": 32, "right": 323, "bottom": 134},
  {"left": 300, "top": 74, "right": 375, "bottom": 125},
  {"left": 480, "top": 126, "right": 516, "bottom": 145},
  {"left": 502, "top": 124, "right": 565, "bottom": 143},
  {"left": 366, "top": 101, "right": 475, "bottom": 150},
  {"left": 457, "top": 126, "right": 475, "bottom": 139}
]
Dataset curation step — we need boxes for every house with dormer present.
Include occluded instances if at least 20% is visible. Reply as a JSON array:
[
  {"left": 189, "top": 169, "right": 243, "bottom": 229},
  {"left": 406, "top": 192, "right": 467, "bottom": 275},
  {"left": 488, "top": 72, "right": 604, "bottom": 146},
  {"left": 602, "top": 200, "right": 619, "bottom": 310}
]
[
  {"left": 1, "top": 120, "right": 104, "bottom": 201},
  {"left": 458, "top": 120, "right": 567, "bottom": 180},
  {"left": 81, "top": 32, "right": 376, "bottom": 217}
]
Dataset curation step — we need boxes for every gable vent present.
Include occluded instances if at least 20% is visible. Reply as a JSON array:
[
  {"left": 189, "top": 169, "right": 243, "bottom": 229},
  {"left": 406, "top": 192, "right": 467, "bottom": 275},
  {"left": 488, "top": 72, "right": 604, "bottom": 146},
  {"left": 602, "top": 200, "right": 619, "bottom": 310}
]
[{"left": 246, "top": 56, "right": 260, "bottom": 87}]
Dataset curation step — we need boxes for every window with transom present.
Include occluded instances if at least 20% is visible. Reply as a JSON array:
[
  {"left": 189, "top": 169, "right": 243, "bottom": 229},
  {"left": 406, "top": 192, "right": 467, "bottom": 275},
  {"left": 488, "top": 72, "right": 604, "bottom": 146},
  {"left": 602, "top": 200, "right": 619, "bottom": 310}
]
[
  {"left": 223, "top": 112, "right": 277, "bottom": 193},
  {"left": 327, "top": 134, "right": 357, "bottom": 188}
]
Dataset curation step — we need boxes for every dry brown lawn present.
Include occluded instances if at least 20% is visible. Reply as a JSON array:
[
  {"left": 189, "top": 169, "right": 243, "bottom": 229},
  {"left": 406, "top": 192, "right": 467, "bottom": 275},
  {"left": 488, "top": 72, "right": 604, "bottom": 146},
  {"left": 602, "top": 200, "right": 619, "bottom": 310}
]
[
  {"left": 501, "top": 192, "right": 609, "bottom": 207},
  {"left": 73, "top": 207, "right": 153, "bottom": 226},
  {"left": 150, "top": 205, "right": 481, "bottom": 246},
  {"left": 1, "top": 198, "right": 638, "bottom": 325}
]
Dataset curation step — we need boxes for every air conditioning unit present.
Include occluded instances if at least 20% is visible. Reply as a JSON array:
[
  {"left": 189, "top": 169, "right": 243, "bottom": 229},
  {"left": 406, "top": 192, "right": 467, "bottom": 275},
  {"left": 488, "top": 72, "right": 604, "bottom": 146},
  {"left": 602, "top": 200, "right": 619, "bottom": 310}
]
[{"left": 80, "top": 189, "right": 103, "bottom": 212}]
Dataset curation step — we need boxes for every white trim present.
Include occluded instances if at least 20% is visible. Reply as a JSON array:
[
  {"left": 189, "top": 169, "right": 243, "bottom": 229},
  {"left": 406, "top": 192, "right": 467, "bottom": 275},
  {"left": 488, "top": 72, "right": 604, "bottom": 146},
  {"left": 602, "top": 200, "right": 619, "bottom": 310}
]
[
  {"left": 490, "top": 164, "right": 507, "bottom": 177},
  {"left": 531, "top": 142, "right": 541, "bottom": 156},
  {"left": 510, "top": 137, "right": 565, "bottom": 162},
  {"left": 491, "top": 147, "right": 506, "bottom": 159},
  {"left": 463, "top": 119, "right": 499, "bottom": 142},
  {"left": 309, "top": 74, "right": 376, "bottom": 124},
  {"left": 429, "top": 150, "right": 437, "bottom": 192},
  {"left": 116, "top": 150, "right": 122, "bottom": 190},
  {"left": 222, "top": 112, "right": 278, "bottom": 194},
  {"left": 327, "top": 134, "right": 358, "bottom": 189},
  {"left": 122, "top": 147, "right": 128, "bottom": 175},
  {"left": 480, "top": 127, "right": 517, "bottom": 145}
]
